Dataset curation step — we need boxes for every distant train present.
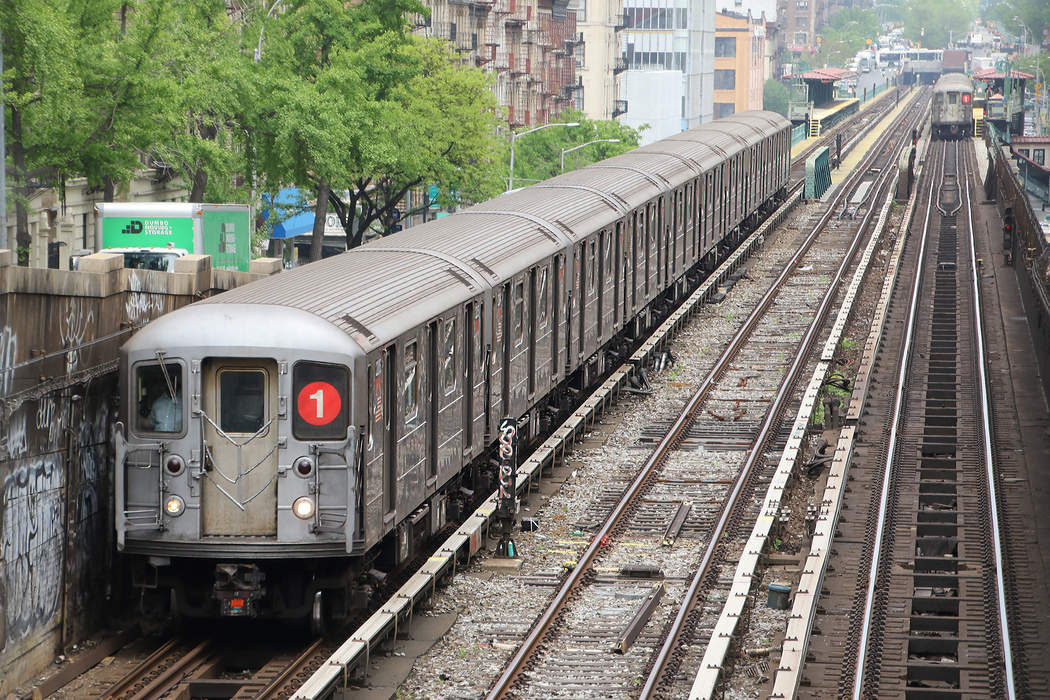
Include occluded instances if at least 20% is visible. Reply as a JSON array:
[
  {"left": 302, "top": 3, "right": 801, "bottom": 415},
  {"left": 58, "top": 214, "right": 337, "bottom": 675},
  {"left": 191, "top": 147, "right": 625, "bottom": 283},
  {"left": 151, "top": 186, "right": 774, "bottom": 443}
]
[
  {"left": 931, "top": 72, "right": 974, "bottom": 139},
  {"left": 115, "top": 111, "right": 792, "bottom": 631}
]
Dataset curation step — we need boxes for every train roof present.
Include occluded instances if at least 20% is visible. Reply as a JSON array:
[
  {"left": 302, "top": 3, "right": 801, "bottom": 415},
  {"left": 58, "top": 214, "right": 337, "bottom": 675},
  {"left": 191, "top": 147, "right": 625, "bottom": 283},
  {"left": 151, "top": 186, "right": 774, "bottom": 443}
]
[
  {"left": 933, "top": 73, "right": 973, "bottom": 91},
  {"left": 158, "top": 111, "right": 790, "bottom": 355}
]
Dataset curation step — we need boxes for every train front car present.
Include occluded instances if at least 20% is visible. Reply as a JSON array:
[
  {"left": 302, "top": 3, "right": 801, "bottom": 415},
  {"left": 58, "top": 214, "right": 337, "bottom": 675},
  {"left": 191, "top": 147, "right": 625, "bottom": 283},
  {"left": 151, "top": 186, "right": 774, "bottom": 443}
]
[
  {"left": 116, "top": 303, "right": 365, "bottom": 628},
  {"left": 932, "top": 73, "right": 974, "bottom": 140}
]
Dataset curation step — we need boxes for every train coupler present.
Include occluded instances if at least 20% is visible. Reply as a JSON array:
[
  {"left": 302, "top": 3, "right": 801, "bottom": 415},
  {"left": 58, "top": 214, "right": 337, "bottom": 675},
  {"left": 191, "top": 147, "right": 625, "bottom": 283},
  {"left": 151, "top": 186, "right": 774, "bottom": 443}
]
[{"left": 213, "top": 563, "right": 266, "bottom": 617}]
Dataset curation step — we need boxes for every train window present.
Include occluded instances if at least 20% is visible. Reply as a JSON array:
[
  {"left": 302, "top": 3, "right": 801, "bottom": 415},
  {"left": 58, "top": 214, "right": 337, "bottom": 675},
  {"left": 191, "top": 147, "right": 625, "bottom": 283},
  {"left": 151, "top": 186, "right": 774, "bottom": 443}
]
[
  {"left": 443, "top": 318, "right": 456, "bottom": 394},
  {"left": 949, "top": 92, "right": 957, "bottom": 104},
  {"left": 134, "top": 362, "right": 184, "bottom": 434},
  {"left": 293, "top": 361, "right": 349, "bottom": 440},
  {"left": 404, "top": 341, "right": 419, "bottom": 424},
  {"left": 219, "top": 370, "right": 265, "bottom": 434},
  {"left": 538, "top": 266, "right": 549, "bottom": 328},
  {"left": 514, "top": 282, "right": 525, "bottom": 347},
  {"left": 589, "top": 241, "right": 597, "bottom": 292}
]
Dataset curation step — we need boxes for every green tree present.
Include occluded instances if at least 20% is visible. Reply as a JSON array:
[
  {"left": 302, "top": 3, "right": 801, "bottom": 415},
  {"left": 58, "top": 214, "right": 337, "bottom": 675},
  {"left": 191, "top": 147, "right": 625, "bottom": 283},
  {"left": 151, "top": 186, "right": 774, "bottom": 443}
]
[
  {"left": 816, "top": 7, "right": 880, "bottom": 67},
  {"left": 326, "top": 36, "right": 504, "bottom": 248},
  {"left": 986, "top": 0, "right": 1049, "bottom": 54},
  {"left": 73, "top": 0, "right": 182, "bottom": 201},
  {"left": 506, "top": 110, "right": 645, "bottom": 186},
  {"left": 150, "top": 0, "right": 248, "bottom": 203},
  {"left": 1, "top": 0, "right": 83, "bottom": 263},
  {"left": 901, "top": 0, "right": 975, "bottom": 49},
  {"left": 248, "top": 0, "right": 424, "bottom": 261},
  {"left": 763, "top": 79, "right": 790, "bottom": 117}
]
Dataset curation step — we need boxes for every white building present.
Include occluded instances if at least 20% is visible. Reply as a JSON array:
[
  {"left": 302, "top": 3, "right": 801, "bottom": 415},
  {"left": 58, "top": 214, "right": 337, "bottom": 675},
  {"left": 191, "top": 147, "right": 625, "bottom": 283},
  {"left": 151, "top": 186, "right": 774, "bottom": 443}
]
[
  {"left": 621, "top": 70, "right": 683, "bottom": 143},
  {"left": 620, "top": 0, "right": 715, "bottom": 130}
]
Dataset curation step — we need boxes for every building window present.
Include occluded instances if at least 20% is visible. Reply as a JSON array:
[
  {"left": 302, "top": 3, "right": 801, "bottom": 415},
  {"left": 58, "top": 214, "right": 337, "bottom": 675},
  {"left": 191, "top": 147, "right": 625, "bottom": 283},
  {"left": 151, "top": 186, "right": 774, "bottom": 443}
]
[
  {"left": 714, "top": 69, "right": 736, "bottom": 89},
  {"left": 797, "top": 0, "right": 808, "bottom": 7},
  {"left": 715, "top": 37, "right": 736, "bottom": 58},
  {"left": 794, "top": 31, "right": 808, "bottom": 46},
  {"left": 1035, "top": 149, "right": 1045, "bottom": 165},
  {"left": 715, "top": 102, "right": 736, "bottom": 118},
  {"left": 567, "top": 0, "right": 585, "bottom": 22}
]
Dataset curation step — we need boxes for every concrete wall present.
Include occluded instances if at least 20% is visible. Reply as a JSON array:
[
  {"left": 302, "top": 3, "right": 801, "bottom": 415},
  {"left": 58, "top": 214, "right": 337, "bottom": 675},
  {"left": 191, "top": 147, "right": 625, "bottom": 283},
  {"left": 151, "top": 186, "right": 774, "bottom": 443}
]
[{"left": 0, "top": 251, "right": 280, "bottom": 694}]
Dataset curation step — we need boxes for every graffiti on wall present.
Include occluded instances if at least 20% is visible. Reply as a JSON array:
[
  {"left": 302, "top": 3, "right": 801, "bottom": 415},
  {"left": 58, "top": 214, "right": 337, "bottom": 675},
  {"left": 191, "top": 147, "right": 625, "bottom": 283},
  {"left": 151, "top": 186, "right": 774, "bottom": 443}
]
[
  {"left": 59, "top": 299, "right": 95, "bottom": 376},
  {"left": 0, "top": 457, "right": 64, "bottom": 648},
  {"left": 126, "top": 272, "right": 164, "bottom": 325},
  {"left": 0, "top": 381, "right": 113, "bottom": 657}
]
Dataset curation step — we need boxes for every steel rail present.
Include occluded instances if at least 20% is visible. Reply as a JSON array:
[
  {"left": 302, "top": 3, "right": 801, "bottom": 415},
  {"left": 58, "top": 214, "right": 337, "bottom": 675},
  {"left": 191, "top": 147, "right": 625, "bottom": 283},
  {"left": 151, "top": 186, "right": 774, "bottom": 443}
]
[
  {"left": 963, "top": 142, "right": 1017, "bottom": 696},
  {"left": 850, "top": 138, "right": 943, "bottom": 700},
  {"left": 643, "top": 90, "right": 928, "bottom": 700},
  {"left": 487, "top": 88, "right": 924, "bottom": 700}
]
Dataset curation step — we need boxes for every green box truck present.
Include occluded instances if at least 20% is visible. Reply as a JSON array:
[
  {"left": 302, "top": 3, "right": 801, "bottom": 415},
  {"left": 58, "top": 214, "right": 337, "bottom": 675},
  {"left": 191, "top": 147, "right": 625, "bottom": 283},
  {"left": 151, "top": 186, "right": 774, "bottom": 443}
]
[{"left": 95, "top": 202, "right": 252, "bottom": 271}]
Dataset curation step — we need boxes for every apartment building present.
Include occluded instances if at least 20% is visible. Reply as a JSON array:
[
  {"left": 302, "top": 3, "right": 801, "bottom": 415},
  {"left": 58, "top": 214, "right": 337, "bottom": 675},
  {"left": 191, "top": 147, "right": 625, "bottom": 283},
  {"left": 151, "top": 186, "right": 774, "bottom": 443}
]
[
  {"left": 571, "top": 0, "right": 629, "bottom": 120},
  {"left": 713, "top": 9, "right": 766, "bottom": 117},
  {"left": 420, "top": 0, "right": 579, "bottom": 126},
  {"left": 618, "top": 0, "right": 716, "bottom": 141}
]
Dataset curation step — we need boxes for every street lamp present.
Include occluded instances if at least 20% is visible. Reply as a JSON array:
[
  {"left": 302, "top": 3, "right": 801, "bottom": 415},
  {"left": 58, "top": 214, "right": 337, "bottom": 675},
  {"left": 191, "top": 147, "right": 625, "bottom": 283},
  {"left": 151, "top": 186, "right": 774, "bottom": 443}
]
[
  {"left": 508, "top": 122, "right": 580, "bottom": 192},
  {"left": 255, "top": 0, "right": 284, "bottom": 62},
  {"left": 560, "top": 139, "right": 621, "bottom": 172},
  {"left": 1012, "top": 16, "right": 1029, "bottom": 56}
]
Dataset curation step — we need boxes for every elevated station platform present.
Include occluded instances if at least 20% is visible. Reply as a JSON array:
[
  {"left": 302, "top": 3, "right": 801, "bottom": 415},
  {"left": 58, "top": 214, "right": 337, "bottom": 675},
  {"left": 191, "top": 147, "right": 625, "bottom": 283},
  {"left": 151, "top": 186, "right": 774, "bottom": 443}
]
[{"left": 809, "top": 98, "right": 859, "bottom": 138}]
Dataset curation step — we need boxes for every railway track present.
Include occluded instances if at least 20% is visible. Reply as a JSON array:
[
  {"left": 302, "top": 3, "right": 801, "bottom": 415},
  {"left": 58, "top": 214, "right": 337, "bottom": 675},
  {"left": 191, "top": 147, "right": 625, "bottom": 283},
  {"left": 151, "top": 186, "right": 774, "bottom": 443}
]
[
  {"left": 481, "top": 90, "right": 928, "bottom": 700},
  {"left": 791, "top": 137, "right": 1050, "bottom": 698},
  {"left": 44, "top": 90, "right": 906, "bottom": 700}
]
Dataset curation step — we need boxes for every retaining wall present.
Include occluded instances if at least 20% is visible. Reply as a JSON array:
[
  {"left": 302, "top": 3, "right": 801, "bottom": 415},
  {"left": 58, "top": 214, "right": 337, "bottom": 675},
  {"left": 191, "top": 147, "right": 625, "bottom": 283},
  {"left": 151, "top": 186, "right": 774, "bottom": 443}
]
[{"left": 0, "top": 251, "right": 280, "bottom": 693}]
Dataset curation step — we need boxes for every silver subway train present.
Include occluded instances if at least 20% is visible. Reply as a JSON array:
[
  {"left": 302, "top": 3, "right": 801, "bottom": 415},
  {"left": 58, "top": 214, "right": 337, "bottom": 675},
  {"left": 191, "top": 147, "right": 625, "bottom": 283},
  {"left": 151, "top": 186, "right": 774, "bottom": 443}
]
[
  {"left": 115, "top": 110, "right": 792, "bottom": 627},
  {"left": 932, "top": 72, "right": 974, "bottom": 139}
]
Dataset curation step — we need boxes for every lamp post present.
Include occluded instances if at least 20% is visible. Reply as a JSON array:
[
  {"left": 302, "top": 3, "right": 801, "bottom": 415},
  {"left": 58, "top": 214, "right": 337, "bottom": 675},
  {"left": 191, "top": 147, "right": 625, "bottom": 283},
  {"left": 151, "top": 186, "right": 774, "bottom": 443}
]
[
  {"left": 255, "top": 0, "right": 284, "bottom": 62},
  {"left": 508, "top": 122, "right": 580, "bottom": 192},
  {"left": 560, "top": 139, "right": 621, "bottom": 172}
]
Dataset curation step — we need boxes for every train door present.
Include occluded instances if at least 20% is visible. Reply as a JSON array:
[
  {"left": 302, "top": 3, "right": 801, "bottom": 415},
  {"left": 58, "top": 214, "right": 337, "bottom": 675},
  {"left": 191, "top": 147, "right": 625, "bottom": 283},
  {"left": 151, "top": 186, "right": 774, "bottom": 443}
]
[
  {"left": 384, "top": 345, "right": 397, "bottom": 514},
  {"left": 427, "top": 320, "right": 439, "bottom": 482},
  {"left": 501, "top": 283, "right": 511, "bottom": 417},
  {"left": 528, "top": 268, "right": 537, "bottom": 397},
  {"left": 578, "top": 243, "right": 586, "bottom": 358},
  {"left": 201, "top": 358, "right": 278, "bottom": 536},
  {"left": 614, "top": 223, "right": 623, "bottom": 329},
  {"left": 597, "top": 231, "right": 605, "bottom": 339},
  {"left": 464, "top": 302, "right": 474, "bottom": 452},
  {"left": 552, "top": 255, "right": 562, "bottom": 378},
  {"left": 468, "top": 301, "right": 485, "bottom": 449}
]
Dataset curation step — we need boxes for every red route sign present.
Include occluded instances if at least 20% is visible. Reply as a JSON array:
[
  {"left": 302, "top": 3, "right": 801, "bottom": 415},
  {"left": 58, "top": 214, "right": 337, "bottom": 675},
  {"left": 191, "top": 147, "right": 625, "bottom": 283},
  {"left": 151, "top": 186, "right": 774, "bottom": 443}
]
[{"left": 297, "top": 381, "right": 342, "bottom": 426}]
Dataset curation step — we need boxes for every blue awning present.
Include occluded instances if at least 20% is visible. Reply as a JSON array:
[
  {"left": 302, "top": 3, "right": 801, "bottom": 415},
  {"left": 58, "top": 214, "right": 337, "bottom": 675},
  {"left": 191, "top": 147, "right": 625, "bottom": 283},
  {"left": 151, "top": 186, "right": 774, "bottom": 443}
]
[{"left": 263, "top": 187, "right": 314, "bottom": 240}]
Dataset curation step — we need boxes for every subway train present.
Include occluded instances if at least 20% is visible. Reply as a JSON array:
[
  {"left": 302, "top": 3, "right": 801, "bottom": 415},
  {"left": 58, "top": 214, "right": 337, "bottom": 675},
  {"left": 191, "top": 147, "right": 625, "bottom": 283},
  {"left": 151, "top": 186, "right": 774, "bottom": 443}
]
[
  {"left": 115, "top": 110, "right": 792, "bottom": 628},
  {"left": 931, "top": 72, "right": 974, "bottom": 139}
]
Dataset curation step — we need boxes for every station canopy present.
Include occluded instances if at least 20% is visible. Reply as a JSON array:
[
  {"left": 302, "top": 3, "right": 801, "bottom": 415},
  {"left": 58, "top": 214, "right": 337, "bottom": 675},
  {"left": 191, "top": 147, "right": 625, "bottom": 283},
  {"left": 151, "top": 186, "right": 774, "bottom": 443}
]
[
  {"left": 795, "top": 68, "right": 858, "bottom": 83},
  {"left": 972, "top": 68, "right": 1034, "bottom": 81}
]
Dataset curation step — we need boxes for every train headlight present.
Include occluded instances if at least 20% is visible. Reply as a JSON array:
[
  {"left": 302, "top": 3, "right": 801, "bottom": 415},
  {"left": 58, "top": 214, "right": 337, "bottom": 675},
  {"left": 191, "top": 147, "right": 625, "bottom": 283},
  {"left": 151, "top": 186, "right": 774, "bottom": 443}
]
[
  {"left": 293, "top": 496, "right": 315, "bottom": 520},
  {"left": 294, "top": 456, "right": 314, "bottom": 477},
  {"left": 165, "top": 455, "right": 185, "bottom": 476},
  {"left": 165, "top": 495, "right": 186, "bottom": 517}
]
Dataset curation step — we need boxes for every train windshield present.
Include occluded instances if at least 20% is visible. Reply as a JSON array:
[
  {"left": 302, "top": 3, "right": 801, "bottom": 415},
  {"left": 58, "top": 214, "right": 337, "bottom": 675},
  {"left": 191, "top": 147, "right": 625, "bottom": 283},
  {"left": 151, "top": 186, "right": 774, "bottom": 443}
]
[{"left": 135, "top": 362, "right": 184, "bottom": 433}]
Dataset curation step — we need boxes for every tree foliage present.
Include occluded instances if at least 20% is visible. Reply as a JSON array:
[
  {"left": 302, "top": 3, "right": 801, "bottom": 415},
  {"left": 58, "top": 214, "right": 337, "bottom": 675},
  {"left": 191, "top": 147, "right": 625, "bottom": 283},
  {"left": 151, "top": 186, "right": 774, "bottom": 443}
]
[
  {"left": 763, "top": 79, "right": 790, "bottom": 117},
  {"left": 900, "top": 0, "right": 975, "bottom": 49},
  {"left": 986, "top": 0, "right": 1049, "bottom": 54},
  {"left": 816, "top": 7, "right": 880, "bottom": 68},
  {"left": 2, "top": 0, "right": 512, "bottom": 263},
  {"left": 506, "top": 110, "right": 645, "bottom": 187}
]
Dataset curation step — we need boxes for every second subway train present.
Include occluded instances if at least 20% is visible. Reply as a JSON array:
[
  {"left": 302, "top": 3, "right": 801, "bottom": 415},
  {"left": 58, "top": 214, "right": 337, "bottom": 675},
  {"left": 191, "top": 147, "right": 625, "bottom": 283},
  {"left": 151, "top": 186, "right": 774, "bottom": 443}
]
[
  {"left": 116, "top": 110, "right": 792, "bottom": 626},
  {"left": 931, "top": 72, "right": 974, "bottom": 139}
]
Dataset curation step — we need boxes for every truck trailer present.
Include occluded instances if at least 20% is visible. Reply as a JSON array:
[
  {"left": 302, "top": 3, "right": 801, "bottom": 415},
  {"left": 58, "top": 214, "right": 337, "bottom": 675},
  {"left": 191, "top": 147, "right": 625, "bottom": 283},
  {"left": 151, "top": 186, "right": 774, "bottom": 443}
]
[{"left": 95, "top": 202, "right": 252, "bottom": 271}]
